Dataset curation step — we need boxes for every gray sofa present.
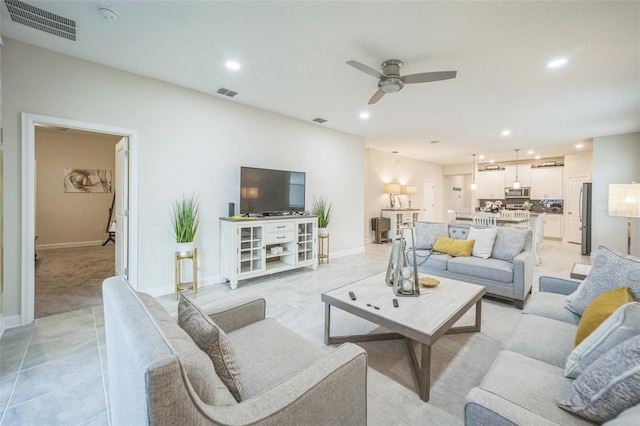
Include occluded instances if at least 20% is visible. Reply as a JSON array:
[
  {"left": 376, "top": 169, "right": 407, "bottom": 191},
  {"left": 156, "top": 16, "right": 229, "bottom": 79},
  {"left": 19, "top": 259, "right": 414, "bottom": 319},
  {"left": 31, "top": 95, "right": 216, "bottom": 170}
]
[
  {"left": 465, "top": 276, "right": 640, "bottom": 425},
  {"left": 103, "top": 276, "right": 368, "bottom": 425},
  {"left": 407, "top": 222, "right": 534, "bottom": 308}
]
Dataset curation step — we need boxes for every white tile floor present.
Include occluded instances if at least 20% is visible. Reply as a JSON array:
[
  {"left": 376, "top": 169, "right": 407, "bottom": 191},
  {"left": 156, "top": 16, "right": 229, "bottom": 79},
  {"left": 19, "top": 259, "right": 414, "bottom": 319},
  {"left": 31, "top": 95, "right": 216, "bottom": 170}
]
[{"left": 0, "top": 239, "right": 590, "bottom": 425}]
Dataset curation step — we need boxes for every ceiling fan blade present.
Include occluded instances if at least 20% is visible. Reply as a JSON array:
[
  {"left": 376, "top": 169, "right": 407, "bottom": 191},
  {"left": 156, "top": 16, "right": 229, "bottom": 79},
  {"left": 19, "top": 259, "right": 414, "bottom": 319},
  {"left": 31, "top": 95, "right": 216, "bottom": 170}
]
[
  {"left": 368, "top": 90, "right": 385, "bottom": 105},
  {"left": 403, "top": 70, "right": 457, "bottom": 84},
  {"left": 346, "top": 60, "right": 385, "bottom": 79}
]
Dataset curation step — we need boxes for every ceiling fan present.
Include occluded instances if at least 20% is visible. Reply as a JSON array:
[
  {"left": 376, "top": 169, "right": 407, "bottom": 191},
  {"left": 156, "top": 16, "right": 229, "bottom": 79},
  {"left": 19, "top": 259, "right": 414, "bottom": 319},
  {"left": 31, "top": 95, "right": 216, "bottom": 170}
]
[{"left": 346, "top": 59, "right": 457, "bottom": 104}]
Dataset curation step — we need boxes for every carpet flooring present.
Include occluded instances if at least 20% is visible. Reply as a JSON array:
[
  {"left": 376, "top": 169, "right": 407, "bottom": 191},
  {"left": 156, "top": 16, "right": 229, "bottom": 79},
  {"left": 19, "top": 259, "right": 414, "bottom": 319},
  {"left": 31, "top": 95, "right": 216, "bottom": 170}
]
[{"left": 34, "top": 245, "right": 115, "bottom": 318}]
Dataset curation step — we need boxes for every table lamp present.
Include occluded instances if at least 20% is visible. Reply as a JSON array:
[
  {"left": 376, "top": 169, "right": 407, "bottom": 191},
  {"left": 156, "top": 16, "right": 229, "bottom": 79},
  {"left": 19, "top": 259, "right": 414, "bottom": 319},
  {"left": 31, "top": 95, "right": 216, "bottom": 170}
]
[
  {"left": 608, "top": 183, "right": 640, "bottom": 255},
  {"left": 384, "top": 183, "right": 401, "bottom": 208},
  {"left": 402, "top": 185, "right": 416, "bottom": 208}
]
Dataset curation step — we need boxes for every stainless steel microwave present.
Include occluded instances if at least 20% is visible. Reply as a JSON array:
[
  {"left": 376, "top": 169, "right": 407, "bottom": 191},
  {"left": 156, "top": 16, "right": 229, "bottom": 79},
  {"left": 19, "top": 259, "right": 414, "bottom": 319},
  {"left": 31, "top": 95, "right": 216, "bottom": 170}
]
[{"left": 505, "top": 187, "right": 530, "bottom": 198}]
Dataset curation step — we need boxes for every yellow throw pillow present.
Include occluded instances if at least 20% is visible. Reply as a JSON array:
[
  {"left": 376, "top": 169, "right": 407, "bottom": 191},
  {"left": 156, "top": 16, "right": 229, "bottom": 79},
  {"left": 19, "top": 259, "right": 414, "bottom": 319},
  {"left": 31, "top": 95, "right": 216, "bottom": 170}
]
[
  {"left": 432, "top": 235, "right": 474, "bottom": 257},
  {"left": 575, "top": 287, "right": 634, "bottom": 346}
]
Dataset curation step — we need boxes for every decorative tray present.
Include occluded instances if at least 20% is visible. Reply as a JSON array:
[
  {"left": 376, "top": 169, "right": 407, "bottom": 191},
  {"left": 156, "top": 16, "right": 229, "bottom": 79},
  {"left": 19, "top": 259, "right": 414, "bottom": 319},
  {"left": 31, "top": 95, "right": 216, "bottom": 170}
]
[{"left": 419, "top": 277, "right": 440, "bottom": 288}]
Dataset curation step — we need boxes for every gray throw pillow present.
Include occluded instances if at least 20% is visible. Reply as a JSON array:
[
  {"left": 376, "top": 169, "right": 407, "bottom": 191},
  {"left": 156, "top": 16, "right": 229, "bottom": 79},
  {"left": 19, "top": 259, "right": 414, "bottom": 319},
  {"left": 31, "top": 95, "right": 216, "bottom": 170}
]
[
  {"left": 178, "top": 294, "right": 243, "bottom": 402},
  {"left": 566, "top": 246, "right": 640, "bottom": 316},
  {"left": 491, "top": 227, "right": 528, "bottom": 262},
  {"left": 565, "top": 302, "right": 640, "bottom": 378},
  {"left": 415, "top": 222, "right": 448, "bottom": 250},
  {"left": 558, "top": 334, "right": 640, "bottom": 422}
]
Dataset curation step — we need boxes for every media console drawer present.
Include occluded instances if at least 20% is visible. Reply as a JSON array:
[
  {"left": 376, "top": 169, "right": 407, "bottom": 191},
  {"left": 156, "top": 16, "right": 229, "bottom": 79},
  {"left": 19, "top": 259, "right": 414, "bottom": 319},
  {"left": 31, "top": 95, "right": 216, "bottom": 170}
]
[
  {"left": 265, "top": 231, "right": 295, "bottom": 244},
  {"left": 265, "top": 222, "right": 295, "bottom": 233}
]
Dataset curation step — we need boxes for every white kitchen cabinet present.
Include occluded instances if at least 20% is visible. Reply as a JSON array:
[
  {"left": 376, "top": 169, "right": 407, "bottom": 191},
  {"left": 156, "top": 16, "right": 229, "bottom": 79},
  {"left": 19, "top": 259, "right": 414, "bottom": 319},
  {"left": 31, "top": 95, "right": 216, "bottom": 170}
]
[
  {"left": 478, "top": 170, "right": 506, "bottom": 199},
  {"left": 220, "top": 216, "right": 318, "bottom": 289},
  {"left": 530, "top": 167, "right": 563, "bottom": 199},
  {"left": 543, "top": 214, "right": 563, "bottom": 239},
  {"left": 505, "top": 164, "right": 532, "bottom": 188},
  {"left": 382, "top": 209, "right": 420, "bottom": 239}
]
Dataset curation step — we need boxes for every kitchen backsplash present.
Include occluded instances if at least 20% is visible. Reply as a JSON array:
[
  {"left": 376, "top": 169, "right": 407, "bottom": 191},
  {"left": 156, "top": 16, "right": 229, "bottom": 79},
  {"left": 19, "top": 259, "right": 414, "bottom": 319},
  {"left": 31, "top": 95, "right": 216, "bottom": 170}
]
[{"left": 477, "top": 198, "right": 564, "bottom": 214}]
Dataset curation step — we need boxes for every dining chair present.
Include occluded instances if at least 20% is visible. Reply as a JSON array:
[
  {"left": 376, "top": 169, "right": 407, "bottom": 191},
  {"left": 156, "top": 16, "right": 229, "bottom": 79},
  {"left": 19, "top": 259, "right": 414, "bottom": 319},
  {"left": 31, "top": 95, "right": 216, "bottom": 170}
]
[
  {"left": 447, "top": 209, "right": 457, "bottom": 224},
  {"left": 472, "top": 213, "right": 497, "bottom": 227}
]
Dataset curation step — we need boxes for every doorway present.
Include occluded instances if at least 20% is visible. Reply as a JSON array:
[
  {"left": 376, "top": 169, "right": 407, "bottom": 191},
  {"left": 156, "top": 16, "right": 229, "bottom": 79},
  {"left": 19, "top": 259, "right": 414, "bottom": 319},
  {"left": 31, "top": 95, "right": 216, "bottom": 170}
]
[
  {"left": 21, "top": 113, "right": 139, "bottom": 325},
  {"left": 34, "top": 127, "right": 121, "bottom": 317},
  {"left": 422, "top": 180, "right": 435, "bottom": 221}
]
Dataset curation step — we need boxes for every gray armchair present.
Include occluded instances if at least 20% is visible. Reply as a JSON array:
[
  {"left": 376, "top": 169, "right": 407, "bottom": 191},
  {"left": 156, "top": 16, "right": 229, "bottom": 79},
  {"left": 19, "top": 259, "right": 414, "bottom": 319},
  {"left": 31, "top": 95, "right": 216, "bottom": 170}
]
[{"left": 103, "top": 276, "right": 368, "bottom": 425}]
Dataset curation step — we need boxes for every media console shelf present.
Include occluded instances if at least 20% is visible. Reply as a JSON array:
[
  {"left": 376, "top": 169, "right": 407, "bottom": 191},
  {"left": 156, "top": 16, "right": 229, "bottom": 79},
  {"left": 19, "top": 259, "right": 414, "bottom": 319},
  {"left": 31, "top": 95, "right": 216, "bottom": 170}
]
[{"left": 220, "top": 216, "right": 318, "bottom": 289}]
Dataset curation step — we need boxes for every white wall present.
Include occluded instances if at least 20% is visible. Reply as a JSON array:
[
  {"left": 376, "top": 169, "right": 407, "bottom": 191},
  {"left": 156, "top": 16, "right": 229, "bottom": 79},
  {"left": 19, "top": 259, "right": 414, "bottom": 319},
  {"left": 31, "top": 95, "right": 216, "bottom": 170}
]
[
  {"left": 365, "top": 148, "right": 443, "bottom": 241},
  {"left": 2, "top": 39, "right": 365, "bottom": 318},
  {"left": 592, "top": 133, "right": 640, "bottom": 255}
]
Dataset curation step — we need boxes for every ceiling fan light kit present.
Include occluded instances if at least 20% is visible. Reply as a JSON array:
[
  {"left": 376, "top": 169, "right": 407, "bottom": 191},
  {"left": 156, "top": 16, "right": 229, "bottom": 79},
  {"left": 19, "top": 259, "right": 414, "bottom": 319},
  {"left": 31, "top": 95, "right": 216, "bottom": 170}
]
[{"left": 346, "top": 59, "right": 457, "bottom": 105}]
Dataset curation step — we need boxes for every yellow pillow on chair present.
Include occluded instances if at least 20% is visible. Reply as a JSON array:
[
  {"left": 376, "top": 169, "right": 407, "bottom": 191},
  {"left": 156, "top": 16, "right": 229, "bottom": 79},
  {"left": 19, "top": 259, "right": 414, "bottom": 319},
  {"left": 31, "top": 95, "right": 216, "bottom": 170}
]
[{"left": 432, "top": 235, "right": 474, "bottom": 257}]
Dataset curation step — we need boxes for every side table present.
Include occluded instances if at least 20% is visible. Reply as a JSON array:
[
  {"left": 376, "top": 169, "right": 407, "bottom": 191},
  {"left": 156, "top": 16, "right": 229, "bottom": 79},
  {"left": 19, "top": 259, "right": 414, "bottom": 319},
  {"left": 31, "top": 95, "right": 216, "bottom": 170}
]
[
  {"left": 570, "top": 263, "right": 592, "bottom": 280},
  {"left": 175, "top": 248, "right": 198, "bottom": 299},
  {"left": 318, "top": 233, "right": 329, "bottom": 264}
]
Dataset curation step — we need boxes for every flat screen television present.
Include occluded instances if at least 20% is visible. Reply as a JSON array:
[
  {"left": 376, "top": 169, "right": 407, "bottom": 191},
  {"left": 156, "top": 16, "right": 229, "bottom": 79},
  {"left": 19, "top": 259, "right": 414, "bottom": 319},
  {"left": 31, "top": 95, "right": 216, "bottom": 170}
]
[{"left": 240, "top": 167, "right": 306, "bottom": 215}]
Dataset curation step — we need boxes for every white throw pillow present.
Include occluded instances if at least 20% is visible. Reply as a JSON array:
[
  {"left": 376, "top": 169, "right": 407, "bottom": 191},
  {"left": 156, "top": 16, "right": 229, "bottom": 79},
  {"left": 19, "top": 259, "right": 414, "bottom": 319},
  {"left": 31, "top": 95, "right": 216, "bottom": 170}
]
[
  {"left": 467, "top": 227, "right": 497, "bottom": 260},
  {"left": 565, "top": 302, "right": 640, "bottom": 378}
]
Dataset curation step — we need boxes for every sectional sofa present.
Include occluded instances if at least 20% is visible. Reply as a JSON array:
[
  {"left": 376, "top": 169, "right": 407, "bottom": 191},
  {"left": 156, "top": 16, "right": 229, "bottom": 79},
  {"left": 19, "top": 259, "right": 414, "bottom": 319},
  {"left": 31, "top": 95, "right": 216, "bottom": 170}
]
[
  {"left": 406, "top": 222, "right": 534, "bottom": 308},
  {"left": 466, "top": 246, "right": 640, "bottom": 425}
]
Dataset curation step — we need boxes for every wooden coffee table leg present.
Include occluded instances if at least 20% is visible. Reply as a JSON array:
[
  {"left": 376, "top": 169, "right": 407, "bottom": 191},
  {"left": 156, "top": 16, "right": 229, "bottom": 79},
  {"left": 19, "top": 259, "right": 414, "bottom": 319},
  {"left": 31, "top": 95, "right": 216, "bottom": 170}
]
[{"left": 406, "top": 339, "right": 432, "bottom": 402}]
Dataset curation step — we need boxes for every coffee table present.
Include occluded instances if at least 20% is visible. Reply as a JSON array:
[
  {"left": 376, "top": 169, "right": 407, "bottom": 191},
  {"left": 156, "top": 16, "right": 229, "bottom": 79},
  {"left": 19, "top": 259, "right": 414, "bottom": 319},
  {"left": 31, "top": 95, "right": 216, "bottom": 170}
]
[{"left": 321, "top": 272, "right": 485, "bottom": 402}]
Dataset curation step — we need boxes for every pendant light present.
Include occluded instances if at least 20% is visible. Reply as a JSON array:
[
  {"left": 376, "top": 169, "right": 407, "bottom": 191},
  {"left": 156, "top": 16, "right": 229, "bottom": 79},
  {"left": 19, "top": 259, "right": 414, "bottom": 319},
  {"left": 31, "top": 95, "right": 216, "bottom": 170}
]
[
  {"left": 470, "top": 154, "right": 477, "bottom": 190},
  {"left": 513, "top": 149, "right": 521, "bottom": 189}
]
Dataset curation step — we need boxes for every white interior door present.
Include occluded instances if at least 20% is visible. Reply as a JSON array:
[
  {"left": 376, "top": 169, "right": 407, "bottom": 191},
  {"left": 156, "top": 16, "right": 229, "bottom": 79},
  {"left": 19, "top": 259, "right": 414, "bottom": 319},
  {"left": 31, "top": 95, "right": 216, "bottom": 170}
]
[
  {"left": 422, "top": 180, "right": 435, "bottom": 221},
  {"left": 115, "top": 137, "right": 129, "bottom": 278},
  {"left": 567, "top": 175, "right": 590, "bottom": 244}
]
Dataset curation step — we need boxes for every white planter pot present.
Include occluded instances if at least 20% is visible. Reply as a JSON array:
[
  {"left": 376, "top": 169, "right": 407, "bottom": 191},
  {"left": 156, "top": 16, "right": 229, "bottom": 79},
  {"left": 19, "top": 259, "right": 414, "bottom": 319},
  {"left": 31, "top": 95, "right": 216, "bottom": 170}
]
[
  {"left": 176, "top": 241, "right": 195, "bottom": 255},
  {"left": 318, "top": 227, "right": 329, "bottom": 236}
]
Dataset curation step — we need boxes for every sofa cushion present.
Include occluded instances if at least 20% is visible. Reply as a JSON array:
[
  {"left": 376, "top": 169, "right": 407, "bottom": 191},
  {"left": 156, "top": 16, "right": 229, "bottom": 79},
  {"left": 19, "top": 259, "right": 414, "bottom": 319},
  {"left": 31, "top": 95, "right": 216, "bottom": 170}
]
[
  {"left": 414, "top": 250, "right": 450, "bottom": 271},
  {"left": 414, "top": 222, "right": 448, "bottom": 249},
  {"left": 227, "top": 318, "right": 326, "bottom": 400},
  {"left": 447, "top": 256, "right": 514, "bottom": 284},
  {"left": 448, "top": 225, "right": 470, "bottom": 240},
  {"left": 566, "top": 246, "right": 640, "bottom": 316},
  {"left": 137, "top": 293, "right": 237, "bottom": 406},
  {"left": 433, "top": 235, "right": 474, "bottom": 257},
  {"left": 178, "top": 294, "right": 243, "bottom": 402},
  {"left": 566, "top": 302, "right": 640, "bottom": 379},
  {"left": 503, "top": 314, "right": 576, "bottom": 368},
  {"left": 523, "top": 291, "right": 581, "bottom": 325},
  {"left": 477, "top": 351, "right": 586, "bottom": 425},
  {"left": 558, "top": 334, "right": 640, "bottom": 423},
  {"left": 491, "top": 227, "right": 529, "bottom": 262},
  {"left": 467, "top": 227, "right": 497, "bottom": 260},
  {"left": 574, "top": 287, "right": 634, "bottom": 346}
]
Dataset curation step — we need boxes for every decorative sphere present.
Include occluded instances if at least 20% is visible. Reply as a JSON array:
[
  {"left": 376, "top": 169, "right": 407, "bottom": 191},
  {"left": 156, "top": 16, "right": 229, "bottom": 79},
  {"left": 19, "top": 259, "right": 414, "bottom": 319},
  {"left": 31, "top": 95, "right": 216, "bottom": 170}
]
[{"left": 401, "top": 267, "right": 412, "bottom": 280}]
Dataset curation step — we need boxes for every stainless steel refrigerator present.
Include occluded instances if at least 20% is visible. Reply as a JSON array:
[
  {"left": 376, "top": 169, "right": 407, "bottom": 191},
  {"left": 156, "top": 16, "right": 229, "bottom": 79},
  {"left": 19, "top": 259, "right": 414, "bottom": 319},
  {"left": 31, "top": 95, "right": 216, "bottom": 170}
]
[{"left": 579, "top": 182, "right": 592, "bottom": 255}]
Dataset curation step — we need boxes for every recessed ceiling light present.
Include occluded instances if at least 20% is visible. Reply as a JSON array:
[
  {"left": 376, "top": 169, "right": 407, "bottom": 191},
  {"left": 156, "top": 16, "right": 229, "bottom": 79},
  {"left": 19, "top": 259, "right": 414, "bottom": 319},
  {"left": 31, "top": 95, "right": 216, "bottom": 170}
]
[
  {"left": 225, "top": 61, "right": 241, "bottom": 71},
  {"left": 489, "top": 160, "right": 495, "bottom": 163},
  {"left": 501, "top": 129, "right": 511, "bottom": 136},
  {"left": 575, "top": 143, "right": 584, "bottom": 148},
  {"left": 527, "top": 150, "right": 534, "bottom": 155},
  {"left": 535, "top": 155, "right": 541, "bottom": 160},
  {"left": 547, "top": 58, "right": 568, "bottom": 69},
  {"left": 430, "top": 140, "right": 440, "bottom": 144},
  {"left": 359, "top": 111, "right": 370, "bottom": 119},
  {"left": 479, "top": 155, "right": 485, "bottom": 160},
  {"left": 391, "top": 150, "right": 399, "bottom": 154}
]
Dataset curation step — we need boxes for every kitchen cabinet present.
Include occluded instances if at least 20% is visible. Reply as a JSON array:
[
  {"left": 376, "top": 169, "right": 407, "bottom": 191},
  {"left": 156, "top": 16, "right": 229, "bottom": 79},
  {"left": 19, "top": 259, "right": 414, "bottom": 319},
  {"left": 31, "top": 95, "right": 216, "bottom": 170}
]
[
  {"left": 478, "top": 170, "right": 506, "bottom": 199},
  {"left": 530, "top": 167, "right": 563, "bottom": 199},
  {"left": 543, "top": 214, "right": 563, "bottom": 239},
  {"left": 505, "top": 164, "right": 532, "bottom": 188}
]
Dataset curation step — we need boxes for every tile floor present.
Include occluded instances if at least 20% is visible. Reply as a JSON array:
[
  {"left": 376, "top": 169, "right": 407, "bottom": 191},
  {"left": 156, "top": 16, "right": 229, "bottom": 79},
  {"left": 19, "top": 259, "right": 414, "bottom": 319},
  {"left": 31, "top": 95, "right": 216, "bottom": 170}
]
[{"left": 0, "top": 239, "right": 591, "bottom": 425}]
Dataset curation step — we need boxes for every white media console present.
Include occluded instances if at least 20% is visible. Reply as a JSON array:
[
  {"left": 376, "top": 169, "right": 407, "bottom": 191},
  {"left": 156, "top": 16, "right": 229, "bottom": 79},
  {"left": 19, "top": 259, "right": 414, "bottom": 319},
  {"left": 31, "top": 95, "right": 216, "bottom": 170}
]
[{"left": 219, "top": 216, "right": 318, "bottom": 289}]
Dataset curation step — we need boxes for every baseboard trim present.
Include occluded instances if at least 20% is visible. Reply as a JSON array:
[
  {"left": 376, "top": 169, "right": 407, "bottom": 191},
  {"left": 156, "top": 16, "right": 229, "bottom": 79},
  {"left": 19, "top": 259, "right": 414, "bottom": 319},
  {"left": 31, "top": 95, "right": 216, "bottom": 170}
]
[
  {"left": 329, "top": 246, "right": 365, "bottom": 259},
  {"left": 144, "top": 275, "right": 225, "bottom": 298},
  {"left": 2, "top": 314, "right": 23, "bottom": 334},
  {"left": 38, "top": 241, "right": 106, "bottom": 250}
]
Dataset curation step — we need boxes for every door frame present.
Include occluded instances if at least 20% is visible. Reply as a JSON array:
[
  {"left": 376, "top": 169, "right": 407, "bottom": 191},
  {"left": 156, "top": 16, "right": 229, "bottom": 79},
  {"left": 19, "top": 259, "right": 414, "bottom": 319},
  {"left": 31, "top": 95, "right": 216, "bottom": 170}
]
[{"left": 21, "top": 112, "right": 139, "bottom": 325}]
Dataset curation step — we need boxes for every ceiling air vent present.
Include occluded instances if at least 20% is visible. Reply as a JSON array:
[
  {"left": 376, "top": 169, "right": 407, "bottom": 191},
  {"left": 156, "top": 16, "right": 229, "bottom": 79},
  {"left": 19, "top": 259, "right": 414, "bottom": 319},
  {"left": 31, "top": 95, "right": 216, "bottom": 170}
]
[
  {"left": 216, "top": 88, "right": 238, "bottom": 98},
  {"left": 4, "top": 0, "right": 76, "bottom": 41},
  {"left": 312, "top": 118, "right": 327, "bottom": 124}
]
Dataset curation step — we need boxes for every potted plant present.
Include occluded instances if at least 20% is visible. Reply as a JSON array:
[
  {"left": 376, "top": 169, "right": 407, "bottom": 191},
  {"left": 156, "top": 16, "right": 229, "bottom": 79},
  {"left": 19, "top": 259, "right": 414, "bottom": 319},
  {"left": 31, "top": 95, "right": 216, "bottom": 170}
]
[
  {"left": 313, "top": 195, "right": 333, "bottom": 236},
  {"left": 170, "top": 192, "right": 200, "bottom": 254}
]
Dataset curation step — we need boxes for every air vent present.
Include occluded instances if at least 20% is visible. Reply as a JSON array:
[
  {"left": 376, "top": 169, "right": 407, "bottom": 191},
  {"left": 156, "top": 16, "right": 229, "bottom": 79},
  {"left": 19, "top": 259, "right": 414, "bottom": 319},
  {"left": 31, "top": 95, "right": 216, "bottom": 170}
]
[
  {"left": 216, "top": 88, "right": 238, "bottom": 98},
  {"left": 312, "top": 118, "right": 327, "bottom": 123},
  {"left": 5, "top": 0, "right": 76, "bottom": 41}
]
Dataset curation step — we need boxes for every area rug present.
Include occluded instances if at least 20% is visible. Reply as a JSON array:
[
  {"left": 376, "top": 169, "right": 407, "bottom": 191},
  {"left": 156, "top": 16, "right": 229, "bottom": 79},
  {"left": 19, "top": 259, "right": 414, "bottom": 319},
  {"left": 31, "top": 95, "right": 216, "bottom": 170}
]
[{"left": 35, "top": 245, "right": 115, "bottom": 318}]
